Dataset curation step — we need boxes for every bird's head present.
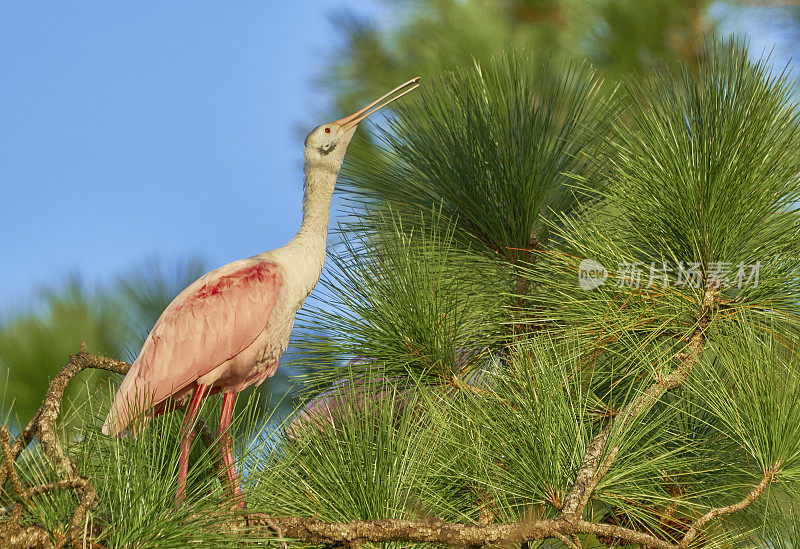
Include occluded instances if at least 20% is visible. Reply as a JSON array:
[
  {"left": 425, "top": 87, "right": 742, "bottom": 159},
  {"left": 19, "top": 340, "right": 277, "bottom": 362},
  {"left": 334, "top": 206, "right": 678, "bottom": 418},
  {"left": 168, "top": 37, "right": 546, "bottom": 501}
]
[{"left": 304, "top": 77, "right": 420, "bottom": 170}]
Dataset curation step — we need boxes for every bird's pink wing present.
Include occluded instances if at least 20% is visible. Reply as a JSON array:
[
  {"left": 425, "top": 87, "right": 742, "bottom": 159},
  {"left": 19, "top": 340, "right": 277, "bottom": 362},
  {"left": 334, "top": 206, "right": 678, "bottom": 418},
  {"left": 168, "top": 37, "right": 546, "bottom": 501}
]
[{"left": 103, "top": 261, "right": 283, "bottom": 435}]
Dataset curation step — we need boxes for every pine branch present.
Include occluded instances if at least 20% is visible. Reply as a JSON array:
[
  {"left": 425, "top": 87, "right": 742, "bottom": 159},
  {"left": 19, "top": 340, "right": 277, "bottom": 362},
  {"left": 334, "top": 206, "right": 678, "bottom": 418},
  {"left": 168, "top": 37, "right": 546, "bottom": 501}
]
[
  {"left": 554, "top": 531, "right": 581, "bottom": 549},
  {"left": 0, "top": 347, "right": 222, "bottom": 549},
  {"left": 576, "top": 446, "right": 619, "bottom": 518},
  {"left": 243, "top": 463, "right": 775, "bottom": 549},
  {"left": 679, "top": 466, "right": 778, "bottom": 547},
  {"left": 561, "top": 288, "right": 717, "bottom": 521},
  {"left": 244, "top": 513, "right": 679, "bottom": 549},
  {"left": 0, "top": 344, "right": 129, "bottom": 548}
]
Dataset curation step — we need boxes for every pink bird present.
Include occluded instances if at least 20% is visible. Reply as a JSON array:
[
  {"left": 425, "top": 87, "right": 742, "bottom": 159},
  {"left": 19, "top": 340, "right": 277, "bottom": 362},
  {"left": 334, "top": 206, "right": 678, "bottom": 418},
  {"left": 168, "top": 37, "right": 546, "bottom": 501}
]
[{"left": 102, "top": 77, "right": 420, "bottom": 507}]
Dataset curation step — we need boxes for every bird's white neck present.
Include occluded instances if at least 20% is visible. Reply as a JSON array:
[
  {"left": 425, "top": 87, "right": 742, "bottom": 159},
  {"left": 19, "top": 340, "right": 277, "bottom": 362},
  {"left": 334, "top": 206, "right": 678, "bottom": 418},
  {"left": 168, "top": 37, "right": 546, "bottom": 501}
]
[
  {"left": 261, "top": 163, "right": 337, "bottom": 300},
  {"left": 294, "top": 165, "right": 337, "bottom": 242}
]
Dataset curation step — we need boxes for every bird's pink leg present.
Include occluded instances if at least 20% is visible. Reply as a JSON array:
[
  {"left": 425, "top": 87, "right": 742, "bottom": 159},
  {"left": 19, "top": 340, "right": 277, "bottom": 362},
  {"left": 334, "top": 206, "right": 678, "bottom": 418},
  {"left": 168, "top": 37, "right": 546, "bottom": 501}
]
[
  {"left": 176, "top": 384, "right": 209, "bottom": 504},
  {"left": 218, "top": 392, "right": 245, "bottom": 508}
]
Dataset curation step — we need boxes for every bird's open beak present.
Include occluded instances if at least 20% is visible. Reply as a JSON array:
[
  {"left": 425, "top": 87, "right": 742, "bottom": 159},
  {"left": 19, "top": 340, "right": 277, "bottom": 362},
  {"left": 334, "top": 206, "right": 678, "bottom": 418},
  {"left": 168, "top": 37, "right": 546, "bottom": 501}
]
[{"left": 334, "top": 77, "right": 421, "bottom": 130}]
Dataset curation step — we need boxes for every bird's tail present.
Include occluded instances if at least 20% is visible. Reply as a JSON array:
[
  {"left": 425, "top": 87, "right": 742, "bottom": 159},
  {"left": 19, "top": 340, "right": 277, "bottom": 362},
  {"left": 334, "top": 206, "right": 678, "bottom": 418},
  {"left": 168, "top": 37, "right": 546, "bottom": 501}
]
[{"left": 102, "top": 361, "right": 154, "bottom": 436}]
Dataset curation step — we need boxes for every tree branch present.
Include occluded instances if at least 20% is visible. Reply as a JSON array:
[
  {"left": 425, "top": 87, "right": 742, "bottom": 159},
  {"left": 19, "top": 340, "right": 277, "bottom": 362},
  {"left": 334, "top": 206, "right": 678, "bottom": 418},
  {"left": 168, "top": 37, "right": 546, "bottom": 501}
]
[
  {"left": 244, "top": 514, "right": 679, "bottom": 549},
  {"left": 0, "top": 346, "right": 242, "bottom": 548},
  {"left": 561, "top": 288, "right": 717, "bottom": 522},
  {"left": 575, "top": 446, "right": 619, "bottom": 518},
  {"left": 0, "top": 344, "right": 130, "bottom": 548},
  {"left": 679, "top": 466, "right": 777, "bottom": 547},
  {"left": 554, "top": 531, "right": 580, "bottom": 549}
]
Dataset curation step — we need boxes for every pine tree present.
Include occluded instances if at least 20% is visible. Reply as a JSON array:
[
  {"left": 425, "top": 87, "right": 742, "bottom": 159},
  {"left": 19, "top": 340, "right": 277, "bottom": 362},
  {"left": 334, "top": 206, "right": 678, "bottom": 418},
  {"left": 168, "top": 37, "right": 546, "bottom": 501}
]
[
  {"left": 323, "top": 0, "right": 717, "bottom": 124},
  {"left": 279, "top": 40, "right": 800, "bottom": 546}
]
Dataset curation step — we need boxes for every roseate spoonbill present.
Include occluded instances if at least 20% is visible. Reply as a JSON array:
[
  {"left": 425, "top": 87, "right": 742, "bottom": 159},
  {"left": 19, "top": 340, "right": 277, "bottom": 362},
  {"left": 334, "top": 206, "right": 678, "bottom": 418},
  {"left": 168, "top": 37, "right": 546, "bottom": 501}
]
[{"left": 102, "top": 77, "right": 421, "bottom": 507}]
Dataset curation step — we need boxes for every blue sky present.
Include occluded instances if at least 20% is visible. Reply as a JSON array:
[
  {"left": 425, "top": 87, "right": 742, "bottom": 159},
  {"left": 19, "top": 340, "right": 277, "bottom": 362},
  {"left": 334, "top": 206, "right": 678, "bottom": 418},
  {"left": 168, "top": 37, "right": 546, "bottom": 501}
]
[
  {"left": 0, "top": 2, "right": 382, "bottom": 312},
  {"left": 1, "top": 3, "right": 798, "bottom": 315}
]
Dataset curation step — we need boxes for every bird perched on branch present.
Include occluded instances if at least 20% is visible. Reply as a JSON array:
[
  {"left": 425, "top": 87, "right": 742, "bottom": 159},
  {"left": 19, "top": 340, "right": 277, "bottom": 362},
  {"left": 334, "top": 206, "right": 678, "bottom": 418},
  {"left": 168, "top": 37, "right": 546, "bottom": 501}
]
[{"left": 102, "top": 77, "right": 420, "bottom": 507}]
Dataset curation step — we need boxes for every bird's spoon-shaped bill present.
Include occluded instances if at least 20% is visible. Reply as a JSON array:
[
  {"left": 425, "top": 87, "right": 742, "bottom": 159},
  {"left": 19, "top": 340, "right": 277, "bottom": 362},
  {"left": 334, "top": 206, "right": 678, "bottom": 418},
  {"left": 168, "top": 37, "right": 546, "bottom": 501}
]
[{"left": 335, "top": 77, "right": 421, "bottom": 129}]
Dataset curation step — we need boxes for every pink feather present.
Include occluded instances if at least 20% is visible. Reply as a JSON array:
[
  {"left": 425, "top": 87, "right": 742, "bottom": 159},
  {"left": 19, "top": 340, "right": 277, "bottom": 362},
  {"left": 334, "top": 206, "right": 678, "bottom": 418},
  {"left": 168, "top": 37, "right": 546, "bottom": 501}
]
[{"left": 103, "top": 261, "right": 283, "bottom": 435}]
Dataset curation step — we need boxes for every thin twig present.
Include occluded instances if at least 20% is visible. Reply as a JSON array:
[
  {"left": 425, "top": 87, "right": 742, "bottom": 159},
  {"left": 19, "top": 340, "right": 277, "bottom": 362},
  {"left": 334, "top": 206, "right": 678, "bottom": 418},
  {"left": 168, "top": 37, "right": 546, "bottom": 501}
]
[
  {"left": 679, "top": 466, "right": 777, "bottom": 547},
  {"left": 555, "top": 531, "right": 579, "bottom": 549}
]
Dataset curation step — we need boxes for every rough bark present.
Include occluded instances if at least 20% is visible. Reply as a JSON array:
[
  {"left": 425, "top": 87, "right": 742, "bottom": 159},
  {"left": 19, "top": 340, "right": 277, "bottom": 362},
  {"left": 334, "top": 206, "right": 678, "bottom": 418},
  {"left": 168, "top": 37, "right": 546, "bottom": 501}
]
[{"left": 244, "top": 514, "right": 679, "bottom": 548}]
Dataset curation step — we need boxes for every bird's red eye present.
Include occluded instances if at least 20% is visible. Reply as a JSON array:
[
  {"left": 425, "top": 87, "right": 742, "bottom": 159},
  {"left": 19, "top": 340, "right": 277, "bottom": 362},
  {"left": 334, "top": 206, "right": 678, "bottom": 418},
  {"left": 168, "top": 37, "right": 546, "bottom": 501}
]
[{"left": 324, "top": 127, "right": 331, "bottom": 133}]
